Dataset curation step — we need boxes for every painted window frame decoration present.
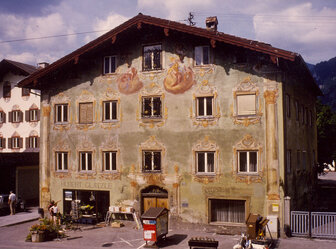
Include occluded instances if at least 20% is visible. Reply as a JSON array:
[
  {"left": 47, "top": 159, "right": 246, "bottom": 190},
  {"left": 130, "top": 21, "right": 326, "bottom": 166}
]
[
  {"left": 190, "top": 80, "right": 220, "bottom": 127},
  {"left": 194, "top": 46, "right": 210, "bottom": 66},
  {"left": 139, "top": 136, "right": 166, "bottom": 175},
  {"left": 192, "top": 136, "right": 219, "bottom": 183},
  {"left": 141, "top": 96, "right": 162, "bottom": 119},
  {"left": 137, "top": 83, "right": 167, "bottom": 128},
  {"left": 53, "top": 139, "right": 71, "bottom": 177},
  {"left": 76, "top": 135, "right": 96, "bottom": 178},
  {"left": 79, "top": 151, "right": 93, "bottom": 171},
  {"left": 142, "top": 150, "right": 161, "bottom": 172},
  {"left": 102, "top": 151, "right": 117, "bottom": 171},
  {"left": 103, "top": 55, "right": 117, "bottom": 74},
  {"left": 55, "top": 103, "right": 69, "bottom": 124},
  {"left": 99, "top": 135, "right": 120, "bottom": 179},
  {"left": 52, "top": 93, "right": 71, "bottom": 130},
  {"left": 100, "top": 88, "right": 121, "bottom": 129},
  {"left": 237, "top": 151, "right": 258, "bottom": 174},
  {"left": 142, "top": 44, "right": 162, "bottom": 71},
  {"left": 76, "top": 90, "right": 96, "bottom": 130},
  {"left": 56, "top": 151, "right": 68, "bottom": 172},
  {"left": 231, "top": 77, "right": 262, "bottom": 126},
  {"left": 233, "top": 134, "right": 263, "bottom": 184},
  {"left": 79, "top": 102, "right": 93, "bottom": 124},
  {"left": 196, "top": 151, "right": 215, "bottom": 174}
]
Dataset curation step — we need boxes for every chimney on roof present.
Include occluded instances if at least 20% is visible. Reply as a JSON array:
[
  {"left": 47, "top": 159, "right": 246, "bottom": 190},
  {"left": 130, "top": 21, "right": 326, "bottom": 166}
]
[
  {"left": 206, "top": 16, "right": 218, "bottom": 31},
  {"left": 37, "top": 62, "right": 49, "bottom": 69}
]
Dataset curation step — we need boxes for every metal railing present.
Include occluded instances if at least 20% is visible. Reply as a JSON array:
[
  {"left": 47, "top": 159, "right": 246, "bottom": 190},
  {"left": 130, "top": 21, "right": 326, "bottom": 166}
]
[{"left": 291, "top": 211, "right": 336, "bottom": 238}]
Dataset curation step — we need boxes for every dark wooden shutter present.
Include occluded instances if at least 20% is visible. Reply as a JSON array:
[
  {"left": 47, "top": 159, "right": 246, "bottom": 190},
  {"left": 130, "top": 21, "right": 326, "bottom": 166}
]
[
  {"left": 25, "top": 110, "right": 30, "bottom": 122},
  {"left": 26, "top": 137, "right": 30, "bottom": 148},
  {"left": 19, "top": 137, "right": 23, "bottom": 148},
  {"left": 3, "top": 112, "right": 5, "bottom": 123},
  {"left": 79, "top": 103, "right": 93, "bottom": 124},
  {"left": 2, "top": 138, "right": 5, "bottom": 148},
  {"left": 19, "top": 111, "right": 23, "bottom": 122},
  {"left": 37, "top": 110, "right": 40, "bottom": 121},
  {"left": 37, "top": 137, "right": 40, "bottom": 148},
  {"left": 8, "top": 138, "right": 12, "bottom": 149},
  {"left": 8, "top": 111, "right": 12, "bottom": 123}
]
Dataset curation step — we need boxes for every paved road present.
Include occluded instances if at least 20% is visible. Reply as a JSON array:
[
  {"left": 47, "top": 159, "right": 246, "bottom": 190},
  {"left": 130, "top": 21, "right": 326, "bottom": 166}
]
[{"left": 0, "top": 210, "right": 336, "bottom": 249}]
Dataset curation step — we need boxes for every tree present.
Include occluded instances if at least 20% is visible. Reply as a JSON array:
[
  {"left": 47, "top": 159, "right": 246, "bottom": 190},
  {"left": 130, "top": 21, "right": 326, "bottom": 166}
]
[{"left": 316, "top": 100, "right": 336, "bottom": 173}]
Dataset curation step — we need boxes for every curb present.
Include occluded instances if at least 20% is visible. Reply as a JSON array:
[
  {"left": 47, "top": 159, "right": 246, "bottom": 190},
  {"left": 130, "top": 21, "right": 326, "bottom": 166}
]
[{"left": 2, "top": 217, "right": 40, "bottom": 227}]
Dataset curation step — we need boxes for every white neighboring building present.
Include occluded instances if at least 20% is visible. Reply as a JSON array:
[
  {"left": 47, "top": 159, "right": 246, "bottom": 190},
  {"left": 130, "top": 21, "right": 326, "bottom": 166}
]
[{"left": 0, "top": 59, "right": 40, "bottom": 205}]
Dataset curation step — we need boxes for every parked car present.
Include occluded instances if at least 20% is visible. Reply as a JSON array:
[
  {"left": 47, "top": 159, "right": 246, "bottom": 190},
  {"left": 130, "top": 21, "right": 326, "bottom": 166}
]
[{"left": 0, "top": 194, "right": 25, "bottom": 215}]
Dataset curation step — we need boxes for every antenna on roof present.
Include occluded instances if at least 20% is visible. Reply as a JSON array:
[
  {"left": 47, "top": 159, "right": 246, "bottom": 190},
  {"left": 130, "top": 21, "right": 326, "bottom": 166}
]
[{"left": 187, "top": 12, "right": 196, "bottom": 26}]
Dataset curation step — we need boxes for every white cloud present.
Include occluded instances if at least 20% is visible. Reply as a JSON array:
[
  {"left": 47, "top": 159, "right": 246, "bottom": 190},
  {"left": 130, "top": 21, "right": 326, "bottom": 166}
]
[
  {"left": 253, "top": 3, "right": 336, "bottom": 63},
  {"left": 93, "top": 13, "right": 129, "bottom": 31},
  {"left": 6, "top": 52, "right": 36, "bottom": 65}
]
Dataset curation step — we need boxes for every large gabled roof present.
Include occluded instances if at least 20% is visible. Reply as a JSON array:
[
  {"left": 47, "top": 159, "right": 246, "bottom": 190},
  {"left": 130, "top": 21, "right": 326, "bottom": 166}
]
[
  {"left": 0, "top": 59, "right": 37, "bottom": 80},
  {"left": 18, "top": 13, "right": 315, "bottom": 91}
]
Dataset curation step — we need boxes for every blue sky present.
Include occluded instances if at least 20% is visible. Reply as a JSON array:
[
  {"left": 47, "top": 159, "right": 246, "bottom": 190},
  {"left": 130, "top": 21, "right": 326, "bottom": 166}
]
[{"left": 0, "top": 0, "right": 335, "bottom": 66}]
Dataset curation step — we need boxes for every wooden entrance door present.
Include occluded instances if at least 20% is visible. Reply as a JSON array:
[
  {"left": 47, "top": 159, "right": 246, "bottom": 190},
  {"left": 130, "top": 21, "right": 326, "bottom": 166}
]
[{"left": 143, "top": 197, "right": 168, "bottom": 213}]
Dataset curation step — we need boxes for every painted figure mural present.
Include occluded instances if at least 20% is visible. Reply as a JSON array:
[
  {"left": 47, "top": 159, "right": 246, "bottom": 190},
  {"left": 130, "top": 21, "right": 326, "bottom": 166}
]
[{"left": 117, "top": 67, "right": 143, "bottom": 94}]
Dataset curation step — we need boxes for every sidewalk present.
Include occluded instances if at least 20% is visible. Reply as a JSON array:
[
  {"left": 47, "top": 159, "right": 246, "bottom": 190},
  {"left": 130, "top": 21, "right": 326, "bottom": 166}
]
[{"left": 0, "top": 206, "right": 40, "bottom": 227}]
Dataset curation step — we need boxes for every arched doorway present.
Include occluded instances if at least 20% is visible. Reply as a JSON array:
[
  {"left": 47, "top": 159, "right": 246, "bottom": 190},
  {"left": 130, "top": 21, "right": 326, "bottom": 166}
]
[{"left": 141, "top": 185, "right": 168, "bottom": 214}]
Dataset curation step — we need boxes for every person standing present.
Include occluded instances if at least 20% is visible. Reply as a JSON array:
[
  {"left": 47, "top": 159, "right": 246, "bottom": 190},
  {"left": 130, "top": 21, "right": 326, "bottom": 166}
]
[{"left": 8, "top": 191, "right": 16, "bottom": 215}]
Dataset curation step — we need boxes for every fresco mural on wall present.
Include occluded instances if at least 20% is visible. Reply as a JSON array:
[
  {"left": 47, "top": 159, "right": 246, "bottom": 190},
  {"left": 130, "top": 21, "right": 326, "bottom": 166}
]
[
  {"left": 117, "top": 67, "right": 143, "bottom": 94},
  {"left": 164, "top": 58, "right": 195, "bottom": 94}
]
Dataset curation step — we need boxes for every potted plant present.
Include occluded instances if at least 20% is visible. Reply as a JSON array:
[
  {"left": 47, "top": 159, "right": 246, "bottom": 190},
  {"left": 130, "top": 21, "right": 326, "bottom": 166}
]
[
  {"left": 27, "top": 218, "right": 62, "bottom": 242},
  {"left": 30, "top": 224, "right": 47, "bottom": 242}
]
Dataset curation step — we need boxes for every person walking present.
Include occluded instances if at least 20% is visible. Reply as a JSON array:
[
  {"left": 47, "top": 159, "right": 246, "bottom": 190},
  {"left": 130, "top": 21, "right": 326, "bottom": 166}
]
[{"left": 8, "top": 191, "right": 17, "bottom": 215}]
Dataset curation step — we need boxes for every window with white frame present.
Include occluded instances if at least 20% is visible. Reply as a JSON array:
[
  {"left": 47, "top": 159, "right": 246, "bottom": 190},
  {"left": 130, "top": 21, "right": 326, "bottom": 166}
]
[
  {"left": 103, "top": 101, "right": 117, "bottom": 122},
  {"left": 103, "top": 151, "right": 117, "bottom": 171},
  {"left": 26, "top": 109, "right": 39, "bottom": 122},
  {"left": 210, "top": 199, "right": 245, "bottom": 224},
  {"left": 237, "top": 94, "right": 256, "bottom": 116},
  {"left": 0, "top": 111, "right": 5, "bottom": 123},
  {"left": 0, "top": 137, "right": 5, "bottom": 149},
  {"left": 196, "top": 96, "right": 213, "bottom": 118},
  {"left": 79, "top": 152, "right": 92, "bottom": 171},
  {"left": 142, "top": 96, "right": 162, "bottom": 118},
  {"left": 143, "top": 44, "right": 162, "bottom": 71},
  {"left": 9, "top": 110, "right": 23, "bottom": 123},
  {"left": 9, "top": 137, "right": 22, "bottom": 149},
  {"left": 55, "top": 104, "right": 68, "bottom": 123},
  {"left": 103, "top": 56, "right": 117, "bottom": 74},
  {"left": 27, "top": 136, "right": 39, "bottom": 148},
  {"left": 196, "top": 151, "right": 215, "bottom": 174},
  {"left": 142, "top": 151, "right": 161, "bottom": 172},
  {"left": 238, "top": 151, "right": 257, "bottom": 173},
  {"left": 56, "top": 152, "right": 68, "bottom": 171},
  {"left": 195, "top": 46, "right": 210, "bottom": 66}
]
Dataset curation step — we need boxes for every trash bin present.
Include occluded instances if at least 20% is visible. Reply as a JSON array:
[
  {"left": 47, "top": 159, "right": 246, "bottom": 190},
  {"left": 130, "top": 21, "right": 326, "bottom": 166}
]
[
  {"left": 141, "top": 207, "right": 169, "bottom": 246},
  {"left": 246, "top": 213, "right": 260, "bottom": 239}
]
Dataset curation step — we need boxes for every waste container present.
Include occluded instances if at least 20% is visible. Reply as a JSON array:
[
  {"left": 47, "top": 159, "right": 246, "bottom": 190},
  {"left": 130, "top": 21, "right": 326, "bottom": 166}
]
[
  {"left": 141, "top": 207, "right": 168, "bottom": 246},
  {"left": 246, "top": 213, "right": 260, "bottom": 239}
]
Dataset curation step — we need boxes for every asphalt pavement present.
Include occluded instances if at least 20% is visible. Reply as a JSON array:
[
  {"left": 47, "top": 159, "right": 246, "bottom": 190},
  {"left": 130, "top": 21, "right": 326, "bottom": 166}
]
[{"left": 0, "top": 209, "right": 336, "bottom": 249}]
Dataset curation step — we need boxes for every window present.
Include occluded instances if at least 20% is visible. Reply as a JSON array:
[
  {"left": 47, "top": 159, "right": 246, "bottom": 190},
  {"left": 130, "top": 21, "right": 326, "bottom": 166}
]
[
  {"left": 237, "top": 94, "right": 256, "bottom": 116},
  {"left": 103, "top": 101, "right": 117, "bottom": 122},
  {"left": 238, "top": 151, "right": 257, "bottom": 173},
  {"left": 285, "top": 94, "right": 290, "bottom": 118},
  {"left": 196, "top": 97, "right": 213, "bottom": 118},
  {"left": 27, "top": 136, "right": 39, "bottom": 149},
  {"left": 143, "top": 44, "right": 162, "bottom": 71},
  {"left": 142, "top": 96, "right": 161, "bottom": 118},
  {"left": 0, "top": 111, "right": 6, "bottom": 123},
  {"left": 195, "top": 46, "right": 210, "bottom": 66},
  {"left": 103, "top": 56, "right": 116, "bottom": 74},
  {"left": 309, "top": 110, "right": 312, "bottom": 126},
  {"left": 3, "top": 82, "right": 11, "bottom": 98},
  {"left": 79, "top": 152, "right": 92, "bottom": 171},
  {"left": 295, "top": 101, "right": 299, "bottom": 121},
  {"left": 103, "top": 151, "right": 117, "bottom": 171},
  {"left": 196, "top": 152, "right": 215, "bottom": 174},
  {"left": 79, "top": 102, "right": 93, "bottom": 124},
  {"left": 9, "top": 110, "right": 23, "bottom": 123},
  {"left": 142, "top": 151, "right": 161, "bottom": 172},
  {"left": 209, "top": 199, "right": 245, "bottom": 223},
  {"left": 300, "top": 105, "right": 304, "bottom": 124},
  {"left": 56, "top": 152, "right": 68, "bottom": 171},
  {"left": 26, "top": 109, "right": 39, "bottom": 122},
  {"left": 8, "top": 137, "right": 22, "bottom": 149},
  {"left": 22, "top": 87, "right": 30, "bottom": 96},
  {"left": 0, "top": 137, "right": 5, "bottom": 149},
  {"left": 55, "top": 104, "right": 68, "bottom": 123},
  {"left": 286, "top": 150, "right": 291, "bottom": 174}
]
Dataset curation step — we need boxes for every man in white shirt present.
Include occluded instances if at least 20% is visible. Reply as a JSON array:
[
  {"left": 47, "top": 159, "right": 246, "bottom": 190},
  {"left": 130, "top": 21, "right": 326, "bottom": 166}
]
[{"left": 8, "top": 191, "right": 16, "bottom": 215}]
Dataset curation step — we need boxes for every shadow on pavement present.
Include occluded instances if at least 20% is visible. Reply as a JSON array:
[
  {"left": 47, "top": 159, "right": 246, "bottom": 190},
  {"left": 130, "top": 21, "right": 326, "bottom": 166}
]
[{"left": 157, "top": 234, "right": 188, "bottom": 247}]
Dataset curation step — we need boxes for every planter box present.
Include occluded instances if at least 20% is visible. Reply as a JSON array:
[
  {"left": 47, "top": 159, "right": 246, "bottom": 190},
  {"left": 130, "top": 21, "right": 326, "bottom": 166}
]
[{"left": 31, "top": 232, "right": 45, "bottom": 242}]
